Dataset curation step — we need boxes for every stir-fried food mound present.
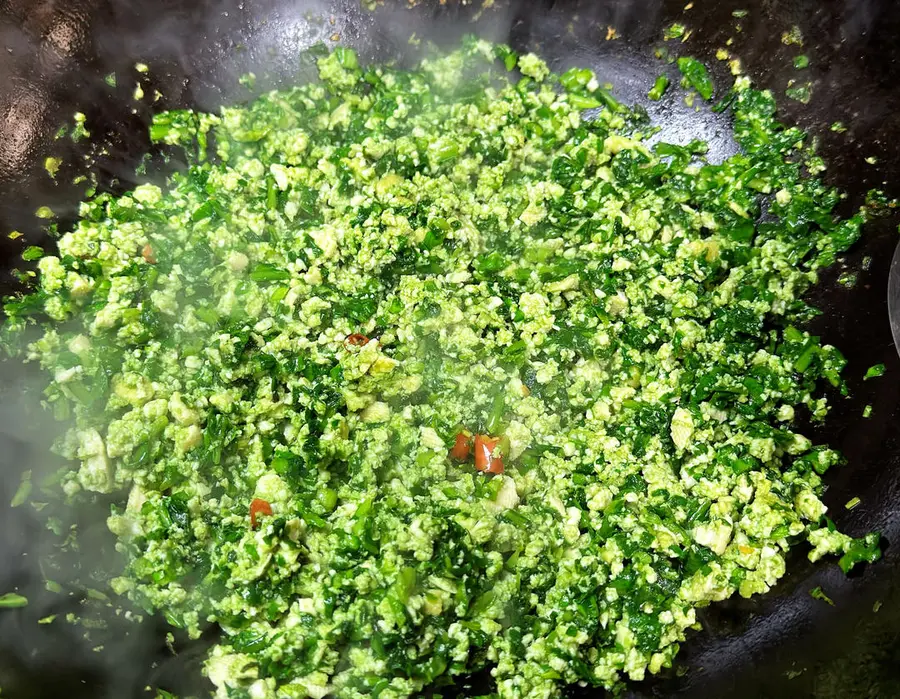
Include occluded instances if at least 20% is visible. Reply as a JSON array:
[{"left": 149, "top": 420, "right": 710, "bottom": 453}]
[{"left": 3, "top": 38, "right": 881, "bottom": 698}]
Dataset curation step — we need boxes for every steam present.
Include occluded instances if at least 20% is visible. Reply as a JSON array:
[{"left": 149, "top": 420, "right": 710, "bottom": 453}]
[
  {"left": 0, "top": 2, "right": 336, "bottom": 697},
  {"left": 0, "top": 2, "right": 508, "bottom": 695},
  {"left": 0, "top": 358, "right": 181, "bottom": 699}
]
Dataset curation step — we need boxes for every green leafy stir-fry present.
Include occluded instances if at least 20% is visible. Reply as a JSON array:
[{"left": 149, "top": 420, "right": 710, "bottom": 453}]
[{"left": 3, "top": 39, "right": 881, "bottom": 698}]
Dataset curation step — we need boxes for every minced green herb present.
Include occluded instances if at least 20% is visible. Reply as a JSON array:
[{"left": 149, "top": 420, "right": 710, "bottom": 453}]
[
  {"left": 9, "top": 469, "right": 31, "bottom": 507},
  {"left": 1, "top": 39, "right": 881, "bottom": 698},
  {"left": 677, "top": 56, "right": 713, "bottom": 100},
  {"left": 865, "top": 364, "right": 886, "bottom": 380},
  {"left": 664, "top": 23, "right": 687, "bottom": 40},
  {"left": 782, "top": 26, "right": 804, "bottom": 46},
  {"left": 809, "top": 586, "right": 834, "bottom": 606},
  {"left": 21, "top": 246, "right": 44, "bottom": 262},
  {"left": 70, "top": 112, "right": 90, "bottom": 142},
  {"left": 837, "top": 271, "right": 857, "bottom": 288},
  {"left": 838, "top": 534, "right": 881, "bottom": 574},
  {"left": 648, "top": 74, "right": 670, "bottom": 101},
  {"left": 793, "top": 55, "right": 809, "bottom": 70},
  {"left": 785, "top": 81, "right": 812, "bottom": 104},
  {"left": 0, "top": 593, "right": 28, "bottom": 609},
  {"left": 44, "top": 156, "right": 62, "bottom": 179}
]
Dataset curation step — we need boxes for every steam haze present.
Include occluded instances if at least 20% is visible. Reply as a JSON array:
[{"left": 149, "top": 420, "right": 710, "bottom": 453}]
[{"left": 0, "top": 1, "right": 525, "bottom": 696}]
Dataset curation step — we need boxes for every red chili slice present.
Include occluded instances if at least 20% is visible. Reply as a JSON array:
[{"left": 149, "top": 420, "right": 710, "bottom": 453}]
[
  {"left": 449, "top": 432, "right": 471, "bottom": 461},
  {"left": 345, "top": 333, "right": 370, "bottom": 346},
  {"left": 474, "top": 435, "right": 504, "bottom": 474},
  {"left": 141, "top": 244, "right": 157, "bottom": 264},
  {"left": 249, "top": 498, "right": 273, "bottom": 529}
]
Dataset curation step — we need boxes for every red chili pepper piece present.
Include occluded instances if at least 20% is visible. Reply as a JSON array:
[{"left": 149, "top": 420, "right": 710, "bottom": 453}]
[
  {"left": 249, "top": 498, "right": 273, "bottom": 528},
  {"left": 141, "top": 244, "right": 157, "bottom": 264},
  {"left": 345, "top": 333, "right": 370, "bottom": 346},
  {"left": 449, "top": 432, "right": 471, "bottom": 461},
  {"left": 474, "top": 435, "right": 504, "bottom": 474}
]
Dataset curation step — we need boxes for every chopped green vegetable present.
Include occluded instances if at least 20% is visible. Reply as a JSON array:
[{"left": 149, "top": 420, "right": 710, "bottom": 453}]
[
  {"left": 0, "top": 593, "right": 28, "bottom": 609},
  {"left": 9, "top": 470, "right": 31, "bottom": 507},
  {"left": 44, "top": 156, "right": 61, "bottom": 178},
  {"left": 793, "top": 55, "right": 809, "bottom": 69},
  {"left": 248, "top": 263, "right": 291, "bottom": 282},
  {"left": 838, "top": 533, "right": 881, "bottom": 573},
  {"left": 664, "top": 23, "right": 687, "bottom": 40},
  {"left": 837, "top": 271, "right": 857, "bottom": 288},
  {"left": 70, "top": 112, "right": 90, "bottom": 141},
  {"left": 864, "top": 364, "right": 886, "bottom": 380},
  {"left": 648, "top": 74, "right": 670, "bottom": 100},
  {"left": 21, "top": 246, "right": 44, "bottom": 262},
  {"left": 809, "top": 586, "right": 834, "bottom": 606},
  {"left": 845, "top": 497, "right": 861, "bottom": 510},
  {"left": 782, "top": 26, "right": 804, "bottom": 46},
  {"left": 677, "top": 56, "right": 714, "bottom": 100},
  {"left": 785, "top": 81, "right": 812, "bottom": 104},
  {"left": 495, "top": 44, "right": 518, "bottom": 71},
  {"left": 862, "top": 405, "right": 872, "bottom": 418}
]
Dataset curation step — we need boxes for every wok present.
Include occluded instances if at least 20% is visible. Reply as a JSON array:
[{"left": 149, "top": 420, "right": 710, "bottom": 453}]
[{"left": 1, "top": 0, "right": 899, "bottom": 697}]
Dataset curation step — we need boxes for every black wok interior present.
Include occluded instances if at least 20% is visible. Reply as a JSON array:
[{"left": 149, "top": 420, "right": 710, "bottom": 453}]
[{"left": 1, "top": 1, "right": 900, "bottom": 697}]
